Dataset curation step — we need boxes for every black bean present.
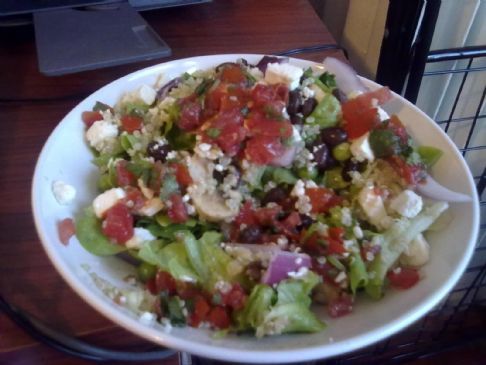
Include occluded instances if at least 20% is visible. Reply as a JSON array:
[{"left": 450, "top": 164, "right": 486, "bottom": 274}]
[
  {"left": 147, "top": 142, "right": 171, "bottom": 162},
  {"left": 290, "top": 114, "right": 303, "bottom": 125},
  {"left": 287, "top": 90, "right": 302, "bottom": 115},
  {"left": 301, "top": 98, "right": 317, "bottom": 117},
  {"left": 320, "top": 127, "right": 348, "bottom": 147},
  {"left": 261, "top": 186, "right": 288, "bottom": 206},
  {"left": 239, "top": 225, "right": 262, "bottom": 243},
  {"left": 298, "top": 214, "right": 314, "bottom": 230},
  {"left": 212, "top": 169, "right": 227, "bottom": 184},
  {"left": 342, "top": 160, "right": 359, "bottom": 182},
  {"left": 309, "top": 142, "right": 329, "bottom": 170},
  {"left": 332, "top": 88, "right": 347, "bottom": 103}
]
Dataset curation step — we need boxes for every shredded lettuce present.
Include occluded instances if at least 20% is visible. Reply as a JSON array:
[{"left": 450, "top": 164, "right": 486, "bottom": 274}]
[
  {"left": 365, "top": 202, "right": 448, "bottom": 298},
  {"left": 306, "top": 93, "right": 341, "bottom": 128}
]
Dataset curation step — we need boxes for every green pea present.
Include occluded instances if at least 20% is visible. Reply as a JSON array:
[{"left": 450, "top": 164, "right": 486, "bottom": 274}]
[
  {"left": 332, "top": 142, "right": 351, "bottom": 161},
  {"left": 324, "top": 167, "right": 349, "bottom": 190},
  {"left": 137, "top": 262, "right": 157, "bottom": 283},
  {"left": 297, "top": 166, "right": 318, "bottom": 181}
]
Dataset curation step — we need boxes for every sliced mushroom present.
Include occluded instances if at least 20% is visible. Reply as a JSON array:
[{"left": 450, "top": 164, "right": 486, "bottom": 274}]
[{"left": 187, "top": 155, "right": 240, "bottom": 222}]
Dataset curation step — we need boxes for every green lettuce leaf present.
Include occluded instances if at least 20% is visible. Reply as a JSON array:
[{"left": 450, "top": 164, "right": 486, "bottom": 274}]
[
  {"left": 234, "top": 284, "right": 276, "bottom": 331},
  {"left": 275, "top": 271, "right": 320, "bottom": 307},
  {"left": 306, "top": 93, "right": 341, "bottom": 128},
  {"left": 75, "top": 207, "right": 125, "bottom": 256}
]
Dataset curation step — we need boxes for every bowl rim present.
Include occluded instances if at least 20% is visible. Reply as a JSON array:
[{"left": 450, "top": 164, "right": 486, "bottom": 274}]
[{"left": 31, "top": 53, "right": 480, "bottom": 363}]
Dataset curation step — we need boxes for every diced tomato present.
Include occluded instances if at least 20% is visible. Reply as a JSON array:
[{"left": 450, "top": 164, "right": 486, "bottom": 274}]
[
  {"left": 102, "top": 203, "right": 134, "bottom": 244},
  {"left": 121, "top": 114, "right": 143, "bottom": 133},
  {"left": 245, "top": 136, "right": 286, "bottom": 165},
  {"left": 327, "top": 237, "right": 346, "bottom": 255},
  {"left": 342, "top": 87, "right": 392, "bottom": 139},
  {"left": 171, "top": 163, "right": 192, "bottom": 187},
  {"left": 234, "top": 201, "right": 257, "bottom": 227},
  {"left": 387, "top": 267, "right": 420, "bottom": 289},
  {"left": 189, "top": 295, "right": 211, "bottom": 327},
  {"left": 167, "top": 193, "right": 188, "bottom": 223},
  {"left": 208, "top": 306, "right": 231, "bottom": 329},
  {"left": 57, "top": 218, "right": 75, "bottom": 245},
  {"left": 204, "top": 84, "right": 226, "bottom": 114},
  {"left": 219, "top": 64, "right": 247, "bottom": 85},
  {"left": 279, "top": 212, "right": 301, "bottom": 235},
  {"left": 328, "top": 294, "right": 354, "bottom": 318},
  {"left": 328, "top": 227, "right": 344, "bottom": 240},
  {"left": 222, "top": 284, "right": 247, "bottom": 311},
  {"left": 301, "top": 231, "right": 326, "bottom": 256},
  {"left": 251, "top": 83, "right": 289, "bottom": 107},
  {"left": 202, "top": 109, "right": 246, "bottom": 156},
  {"left": 254, "top": 205, "right": 282, "bottom": 226},
  {"left": 123, "top": 186, "right": 145, "bottom": 213},
  {"left": 146, "top": 277, "right": 157, "bottom": 295},
  {"left": 116, "top": 160, "right": 136, "bottom": 187},
  {"left": 305, "top": 187, "right": 343, "bottom": 214},
  {"left": 245, "top": 110, "right": 293, "bottom": 139},
  {"left": 177, "top": 282, "right": 202, "bottom": 300},
  {"left": 81, "top": 111, "right": 103, "bottom": 128},
  {"left": 178, "top": 100, "right": 203, "bottom": 131},
  {"left": 387, "top": 155, "right": 426, "bottom": 186},
  {"left": 155, "top": 271, "right": 177, "bottom": 295}
]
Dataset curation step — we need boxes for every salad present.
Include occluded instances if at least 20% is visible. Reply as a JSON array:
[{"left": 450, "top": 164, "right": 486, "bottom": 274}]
[{"left": 68, "top": 56, "right": 451, "bottom": 337}]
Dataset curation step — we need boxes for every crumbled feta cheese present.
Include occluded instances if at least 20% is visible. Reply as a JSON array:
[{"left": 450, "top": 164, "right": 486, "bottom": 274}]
[
  {"left": 295, "top": 257, "right": 303, "bottom": 265},
  {"left": 389, "top": 190, "right": 423, "bottom": 218},
  {"left": 317, "top": 256, "right": 327, "bottom": 265},
  {"left": 358, "top": 185, "right": 389, "bottom": 229},
  {"left": 139, "top": 311, "right": 156, "bottom": 325},
  {"left": 277, "top": 236, "right": 289, "bottom": 249},
  {"left": 350, "top": 132, "right": 375, "bottom": 162},
  {"left": 139, "top": 84, "right": 157, "bottom": 105},
  {"left": 302, "top": 86, "right": 315, "bottom": 99},
  {"left": 315, "top": 222, "right": 328, "bottom": 235},
  {"left": 377, "top": 107, "right": 390, "bottom": 122},
  {"left": 215, "top": 280, "right": 232, "bottom": 294},
  {"left": 93, "top": 188, "right": 126, "bottom": 218},
  {"left": 309, "top": 84, "right": 325, "bottom": 102},
  {"left": 334, "top": 271, "right": 347, "bottom": 283},
  {"left": 264, "top": 63, "right": 304, "bottom": 90},
  {"left": 291, "top": 179, "right": 306, "bottom": 197},
  {"left": 125, "top": 227, "right": 155, "bottom": 249},
  {"left": 341, "top": 207, "right": 353, "bottom": 226},
  {"left": 343, "top": 240, "right": 354, "bottom": 250},
  {"left": 194, "top": 142, "right": 223, "bottom": 160},
  {"left": 86, "top": 120, "right": 118, "bottom": 153},
  {"left": 52, "top": 180, "right": 76, "bottom": 205},
  {"left": 287, "top": 266, "right": 309, "bottom": 279},
  {"left": 393, "top": 267, "right": 402, "bottom": 274},
  {"left": 353, "top": 225, "right": 363, "bottom": 239},
  {"left": 365, "top": 251, "right": 375, "bottom": 262}
]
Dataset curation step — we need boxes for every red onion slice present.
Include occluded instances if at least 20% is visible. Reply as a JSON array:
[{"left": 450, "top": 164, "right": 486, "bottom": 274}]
[
  {"left": 322, "top": 57, "right": 368, "bottom": 96},
  {"left": 417, "top": 174, "right": 472, "bottom": 202},
  {"left": 262, "top": 251, "right": 312, "bottom": 285},
  {"left": 156, "top": 77, "right": 181, "bottom": 101}
]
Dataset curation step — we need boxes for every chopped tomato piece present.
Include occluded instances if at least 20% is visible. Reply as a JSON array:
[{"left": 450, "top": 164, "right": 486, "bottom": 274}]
[
  {"left": 116, "top": 160, "right": 136, "bottom": 187},
  {"left": 81, "top": 111, "right": 103, "bottom": 128},
  {"left": 177, "top": 282, "right": 202, "bottom": 300},
  {"left": 342, "top": 87, "right": 392, "bottom": 139},
  {"left": 178, "top": 99, "right": 203, "bottom": 131},
  {"left": 251, "top": 83, "right": 289, "bottom": 107},
  {"left": 208, "top": 306, "right": 231, "bottom": 329},
  {"left": 204, "top": 84, "right": 227, "bottom": 114},
  {"left": 189, "top": 295, "right": 211, "bottom": 327},
  {"left": 388, "top": 115, "right": 408, "bottom": 143},
  {"left": 234, "top": 201, "right": 257, "bottom": 227},
  {"left": 167, "top": 193, "right": 188, "bottom": 223},
  {"left": 58, "top": 218, "right": 75, "bottom": 245},
  {"left": 102, "top": 203, "right": 134, "bottom": 244},
  {"left": 171, "top": 163, "right": 193, "bottom": 187},
  {"left": 222, "top": 284, "right": 247, "bottom": 311},
  {"left": 146, "top": 277, "right": 157, "bottom": 295},
  {"left": 246, "top": 110, "right": 293, "bottom": 139},
  {"left": 149, "top": 161, "right": 164, "bottom": 194},
  {"left": 245, "top": 136, "right": 286, "bottom": 165},
  {"left": 328, "top": 227, "right": 345, "bottom": 240},
  {"left": 202, "top": 109, "right": 246, "bottom": 156},
  {"left": 121, "top": 114, "right": 143, "bottom": 133},
  {"left": 155, "top": 271, "right": 177, "bottom": 295},
  {"left": 387, "top": 267, "right": 420, "bottom": 289},
  {"left": 220, "top": 64, "right": 247, "bottom": 85},
  {"left": 254, "top": 205, "right": 282, "bottom": 226},
  {"left": 305, "top": 187, "right": 342, "bottom": 214},
  {"left": 123, "top": 186, "right": 145, "bottom": 213},
  {"left": 328, "top": 294, "right": 354, "bottom": 318},
  {"left": 327, "top": 237, "right": 346, "bottom": 255},
  {"left": 387, "top": 155, "right": 426, "bottom": 186},
  {"left": 278, "top": 211, "right": 301, "bottom": 237}
]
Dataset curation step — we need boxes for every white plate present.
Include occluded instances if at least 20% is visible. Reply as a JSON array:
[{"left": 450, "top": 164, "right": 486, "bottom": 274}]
[{"left": 32, "top": 54, "right": 480, "bottom": 363}]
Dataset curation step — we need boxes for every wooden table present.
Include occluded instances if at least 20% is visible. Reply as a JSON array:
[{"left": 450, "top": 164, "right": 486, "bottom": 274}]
[{"left": 0, "top": 1, "right": 343, "bottom": 364}]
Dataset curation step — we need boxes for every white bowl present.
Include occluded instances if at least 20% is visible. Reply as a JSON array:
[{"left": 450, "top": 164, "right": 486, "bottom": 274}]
[{"left": 32, "top": 54, "right": 480, "bottom": 363}]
